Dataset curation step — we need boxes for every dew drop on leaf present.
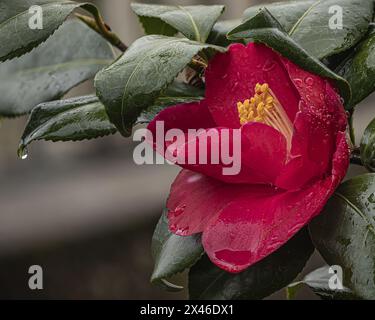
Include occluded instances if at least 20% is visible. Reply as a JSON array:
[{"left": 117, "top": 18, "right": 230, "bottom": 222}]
[{"left": 367, "top": 192, "right": 375, "bottom": 204}]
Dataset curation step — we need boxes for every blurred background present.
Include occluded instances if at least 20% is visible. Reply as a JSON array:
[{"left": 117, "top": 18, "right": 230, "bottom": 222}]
[{"left": 0, "top": 0, "right": 372, "bottom": 299}]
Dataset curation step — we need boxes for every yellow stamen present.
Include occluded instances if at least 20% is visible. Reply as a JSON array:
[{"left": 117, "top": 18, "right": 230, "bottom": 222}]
[{"left": 237, "top": 83, "right": 293, "bottom": 151}]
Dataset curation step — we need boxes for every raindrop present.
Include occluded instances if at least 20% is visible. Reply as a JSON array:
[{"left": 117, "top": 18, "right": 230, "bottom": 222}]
[
  {"left": 262, "top": 59, "right": 276, "bottom": 72},
  {"left": 18, "top": 145, "right": 28, "bottom": 160},
  {"left": 305, "top": 77, "right": 314, "bottom": 86},
  {"left": 294, "top": 78, "right": 303, "bottom": 88},
  {"left": 368, "top": 192, "right": 375, "bottom": 204},
  {"left": 170, "top": 204, "right": 186, "bottom": 217}
]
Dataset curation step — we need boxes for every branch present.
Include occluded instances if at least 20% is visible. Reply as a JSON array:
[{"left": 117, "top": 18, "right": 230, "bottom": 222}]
[{"left": 75, "top": 13, "right": 127, "bottom": 52}]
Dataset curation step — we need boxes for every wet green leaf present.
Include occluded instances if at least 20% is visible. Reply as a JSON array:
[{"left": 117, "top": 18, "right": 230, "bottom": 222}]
[
  {"left": 189, "top": 228, "right": 314, "bottom": 300},
  {"left": 207, "top": 19, "right": 243, "bottom": 47},
  {"left": 19, "top": 81, "right": 203, "bottom": 155},
  {"left": 0, "top": 19, "right": 114, "bottom": 117},
  {"left": 151, "top": 210, "right": 203, "bottom": 290},
  {"left": 19, "top": 95, "right": 117, "bottom": 157},
  {"left": 0, "top": 0, "right": 101, "bottom": 62},
  {"left": 95, "top": 35, "right": 224, "bottom": 136},
  {"left": 337, "top": 27, "right": 375, "bottom": 108},
  {"left": 137, "top": 81, "right": 204, "bottom": 124},
  {"left": 309, "top": 174, "right": 375, "bottom": 300},
  {"left": 361, "top": 117, "right": 375, "bottom": 172},
  {"left": 243, "top": 0, "right": 373, "bottom": 59},
  {"left": 243, "top": 0, "right": 315, "bottom": 32},
  {"left": 287, "top": 265, "right": 357, "bottom": 300},
  {"left": 227, "top": 9, "right": 351, "bottom": 106},
  {"left": 131, "top": 3, "right": 225, "bottom": 42}
]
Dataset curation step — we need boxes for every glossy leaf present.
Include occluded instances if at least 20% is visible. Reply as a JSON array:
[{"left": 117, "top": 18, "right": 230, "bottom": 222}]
[
  {"left": 151, "top": 210, "right": 203, "bottom": 290},
  {"left": 361, "top": 117, "right": 375, "bottom": 172},
  {"left": 131, "top": 3, "right": 225, "bottom": 42},
  {"left": 189, "top": 228, "right": 314, "bottom": 300},
  {"left": 95, "top": 35, "right": 225, "bottom": 136},
  {"left": 19, "top": 95, "right": 117, "bottom": 156},
  {"left": 207, "top": 19, "right": 243, "bottom": 47},
  {"left": 227, "top": 9, "right": 351, "bottom": 106},
  {"left": 287, "top": 266, "right": 357, "bottom": 300},
  {"left": 137, "top": 81, "right": 204, "bottom": 124},
  {"left": 309, "top": 174, "right": 375, "bottom": 300},
  {"left": 243, "top": 0, "right": 314, "bottom": 32},
  {"left": 337, "top": 27, "right": 375, "bottom": 108},
  {"left": 243, "top": 0, "right": 373, "bottom": 60},
  {"left": 0, "top": 0, "right": 101, "bottom": 62},
  {"left": 0, "top": 19, "right": 114, "bottom": 117}
]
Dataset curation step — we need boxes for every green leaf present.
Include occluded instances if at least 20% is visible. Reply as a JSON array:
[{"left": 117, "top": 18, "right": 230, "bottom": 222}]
[
  {"left": 95, "top": 35, "right": 225, "bottom": 136},
  {"left": 0, "top": 0, "right": 102, "bottom": 62},
  {"left": 227, "top": 9, "right": 351, "bottom": 106},
  {"left": 361, "top": 117, "right": 375, "bottom": 172},
  {"left": 151, "top": 210, "right": 203, "bottom": 290},
  {"left": 189, "top": 228, "right": 314, "bottom": 300},
  {"left": 337, "top": 26, "right": 375, "bottom": 108},
  {"left": 243, "top": 0, "right": 373, "bottom": 60},
  {"left": 207, "top": 19, "right": 243, "bottom": 47},
  {"left": 18, "top": 95, "right": 117, "bottom": 157},
  {"left": 309, "top": 174, "right": 375, "bottom": 300},
  {"left": 131, "top": 3, "right": 225, "bottom": 43},
  {"left": 0, "top": 19, "right": 114, "bottom": 117},
  {"left": 288, "top": 0, "right": 373, "bottom": 60},
  {"left": 243, "top": 0, "right": 315, "bottom": 33},
  {"left": 137, "top": 81, "right": 204, "bottom": 124},
  {"left": 287, "top": 266, "right": 357, "bottom": 300}
]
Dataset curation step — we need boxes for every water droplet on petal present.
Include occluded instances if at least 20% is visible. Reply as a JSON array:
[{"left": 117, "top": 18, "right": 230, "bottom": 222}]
[
  {"left": 263, "top": 59, "right": 276, "bottom": 72},
  {"left": 170, "top": 204, "right": 186, "bottom": 218},
  {"left": 294, "top": 78, "right": 303, "bottom": 88},
  {"left": 305, "top": 77, "right": 314, "bottom": 86}
]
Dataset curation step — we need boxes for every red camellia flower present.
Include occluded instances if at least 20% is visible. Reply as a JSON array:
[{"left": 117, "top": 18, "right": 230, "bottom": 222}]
[{"left": 148, "top": 43, "right": 350, "bottom": 273}]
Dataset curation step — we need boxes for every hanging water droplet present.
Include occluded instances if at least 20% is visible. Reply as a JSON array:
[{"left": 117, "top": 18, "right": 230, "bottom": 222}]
[{"left": 17, "top": 145, "right": 28, "bottom": 160}]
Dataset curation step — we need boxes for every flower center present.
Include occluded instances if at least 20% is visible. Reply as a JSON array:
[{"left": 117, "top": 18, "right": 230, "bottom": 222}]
[{"left": 237, "top": 83, "right": 293, "bottom": 150}]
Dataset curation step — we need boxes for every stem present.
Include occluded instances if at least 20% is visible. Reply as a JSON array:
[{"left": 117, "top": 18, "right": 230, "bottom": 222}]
[{"left": 75, "top": 13, "right": 127, "bottom": 52}]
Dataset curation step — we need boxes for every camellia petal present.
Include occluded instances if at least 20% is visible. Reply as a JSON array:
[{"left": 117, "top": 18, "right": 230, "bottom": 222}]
[{"left": 203, "top": 131, "right": 349, "bottom": 273}]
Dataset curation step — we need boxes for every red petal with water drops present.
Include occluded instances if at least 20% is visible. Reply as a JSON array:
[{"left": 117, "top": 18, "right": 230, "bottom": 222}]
[
  {"left": 202, "top": 132, "right": 349, "bottom": 273},
  {"left": 274, "top": 58, "right": 348, "bottom": 190},
  {"left": 167, "top": 169, "right": 274, "bottom": 236},
  {"left": 204, "top": 43, "right": 300, "bottom": 128}
]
